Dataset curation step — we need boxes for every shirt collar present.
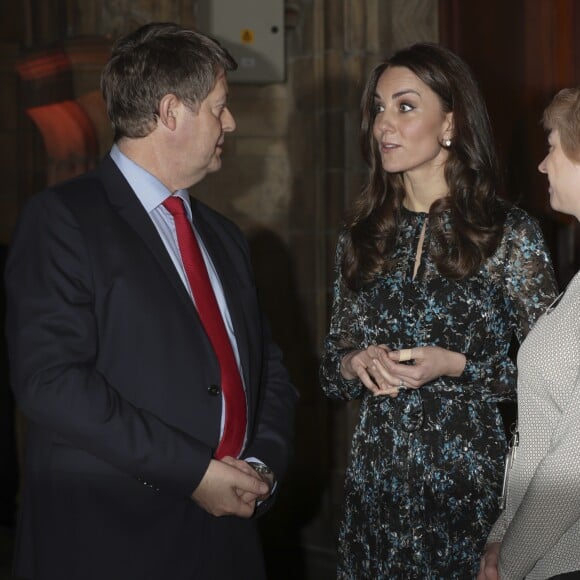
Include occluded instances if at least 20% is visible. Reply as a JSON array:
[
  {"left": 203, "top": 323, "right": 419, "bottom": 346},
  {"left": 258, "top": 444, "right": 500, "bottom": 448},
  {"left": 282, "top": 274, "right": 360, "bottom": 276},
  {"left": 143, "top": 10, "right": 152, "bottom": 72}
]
[{"left": 110, "top": 144, "right": 190, "bottom": 215}]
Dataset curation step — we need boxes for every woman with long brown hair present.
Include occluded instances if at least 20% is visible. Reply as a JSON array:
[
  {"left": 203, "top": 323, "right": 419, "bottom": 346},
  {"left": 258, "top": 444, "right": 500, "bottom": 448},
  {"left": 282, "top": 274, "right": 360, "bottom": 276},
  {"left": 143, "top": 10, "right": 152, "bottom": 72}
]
[{"left": 320, "top": 43, "right": 557, "bottom": 578}]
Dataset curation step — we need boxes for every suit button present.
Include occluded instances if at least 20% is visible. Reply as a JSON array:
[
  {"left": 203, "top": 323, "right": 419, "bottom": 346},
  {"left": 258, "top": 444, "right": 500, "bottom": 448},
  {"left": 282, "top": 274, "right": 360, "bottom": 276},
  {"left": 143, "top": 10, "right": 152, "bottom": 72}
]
[{"left": 207, "top": 384, "right": 221, "bottom": 396}]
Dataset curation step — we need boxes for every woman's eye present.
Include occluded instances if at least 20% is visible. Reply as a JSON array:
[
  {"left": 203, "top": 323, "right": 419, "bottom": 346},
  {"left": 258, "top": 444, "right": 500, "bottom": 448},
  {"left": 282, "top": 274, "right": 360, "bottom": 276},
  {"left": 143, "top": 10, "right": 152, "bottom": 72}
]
[
  {"left": 400, "top": 103, "right": 414, "bottom": 112},
  {"left": 374, "top": 102, "right": 385, "bottom": 114}
]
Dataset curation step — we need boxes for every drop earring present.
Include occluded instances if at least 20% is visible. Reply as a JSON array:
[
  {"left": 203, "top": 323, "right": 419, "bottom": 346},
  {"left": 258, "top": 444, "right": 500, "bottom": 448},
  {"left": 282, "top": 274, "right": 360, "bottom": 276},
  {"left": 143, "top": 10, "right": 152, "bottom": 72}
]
[{"left": 444, "top": 138, "right": 452, "bottom": 147}]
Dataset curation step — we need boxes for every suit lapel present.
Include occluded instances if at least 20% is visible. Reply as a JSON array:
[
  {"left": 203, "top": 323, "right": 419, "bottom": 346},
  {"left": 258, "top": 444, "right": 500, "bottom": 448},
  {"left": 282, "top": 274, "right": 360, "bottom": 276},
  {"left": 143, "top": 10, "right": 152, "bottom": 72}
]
[{"left": 97, "top": 156, "right": 196, "bottom": 314}]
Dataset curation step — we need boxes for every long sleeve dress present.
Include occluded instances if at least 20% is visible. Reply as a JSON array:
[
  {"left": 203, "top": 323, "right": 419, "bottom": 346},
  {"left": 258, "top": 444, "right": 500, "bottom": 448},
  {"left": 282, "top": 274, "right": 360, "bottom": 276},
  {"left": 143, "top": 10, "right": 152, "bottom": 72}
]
[
  {"left": 320, "top": 205, "right": 558, "bottom": 579},
  {"left": 486, "top": 270, "right": 580, "bottom": 579}
]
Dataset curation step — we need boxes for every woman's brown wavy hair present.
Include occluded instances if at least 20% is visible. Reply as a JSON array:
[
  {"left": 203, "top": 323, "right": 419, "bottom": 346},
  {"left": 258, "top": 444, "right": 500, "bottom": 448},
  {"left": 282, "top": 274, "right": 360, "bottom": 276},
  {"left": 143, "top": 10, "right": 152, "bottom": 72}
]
[{"left": 342, "top": 43, "right": 507, "bottom": 290}]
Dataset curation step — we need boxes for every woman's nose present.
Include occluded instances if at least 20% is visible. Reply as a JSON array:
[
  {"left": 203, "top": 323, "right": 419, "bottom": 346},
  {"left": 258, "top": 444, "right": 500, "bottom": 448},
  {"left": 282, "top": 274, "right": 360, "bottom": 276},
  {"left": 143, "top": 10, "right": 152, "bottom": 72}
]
[
  {"left": 376, "top": 111, "right": 395, "bottom": 133},
  {"left": 538, "top": 156, "right": 547, "bottom": 174}
]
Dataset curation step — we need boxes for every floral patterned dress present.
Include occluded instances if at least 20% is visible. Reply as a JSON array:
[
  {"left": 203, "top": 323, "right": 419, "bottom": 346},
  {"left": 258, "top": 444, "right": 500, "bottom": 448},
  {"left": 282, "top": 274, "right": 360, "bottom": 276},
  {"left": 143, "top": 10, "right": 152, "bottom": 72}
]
[{"left": 320, "top": 206, "right": 557, "bottom": 579}]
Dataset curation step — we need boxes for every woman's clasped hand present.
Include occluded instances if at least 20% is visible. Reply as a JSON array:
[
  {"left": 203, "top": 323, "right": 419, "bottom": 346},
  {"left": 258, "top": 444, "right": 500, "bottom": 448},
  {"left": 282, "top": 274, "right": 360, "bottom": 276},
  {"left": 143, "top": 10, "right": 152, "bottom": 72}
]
[{"left": 341, "top": 344, "right": 466, "bottom": 396}]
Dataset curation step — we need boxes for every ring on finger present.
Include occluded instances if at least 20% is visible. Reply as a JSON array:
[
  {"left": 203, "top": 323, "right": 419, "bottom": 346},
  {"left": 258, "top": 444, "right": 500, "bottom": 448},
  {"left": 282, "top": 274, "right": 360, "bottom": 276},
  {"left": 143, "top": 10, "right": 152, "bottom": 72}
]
[
  {"left": 399, "top": 348, "right": 413, "bottom": 362},
  {"left": 399, "top": 379, "right": 406, "bottom": 390}
]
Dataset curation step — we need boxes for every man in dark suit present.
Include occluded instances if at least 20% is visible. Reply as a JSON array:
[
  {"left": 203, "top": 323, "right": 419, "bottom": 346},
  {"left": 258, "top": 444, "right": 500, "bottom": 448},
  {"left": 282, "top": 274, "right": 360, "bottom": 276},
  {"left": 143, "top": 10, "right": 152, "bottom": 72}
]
[{"left": 5, "top": 22, "right": 298, "bottom": 580}]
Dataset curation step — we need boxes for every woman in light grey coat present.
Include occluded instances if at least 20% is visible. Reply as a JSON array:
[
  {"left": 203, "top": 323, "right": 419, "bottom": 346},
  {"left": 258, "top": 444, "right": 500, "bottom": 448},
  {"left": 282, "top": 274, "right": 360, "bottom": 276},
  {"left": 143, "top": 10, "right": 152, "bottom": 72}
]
[{"left": 479, "top": 87, "right": 580, "bottom": 580}]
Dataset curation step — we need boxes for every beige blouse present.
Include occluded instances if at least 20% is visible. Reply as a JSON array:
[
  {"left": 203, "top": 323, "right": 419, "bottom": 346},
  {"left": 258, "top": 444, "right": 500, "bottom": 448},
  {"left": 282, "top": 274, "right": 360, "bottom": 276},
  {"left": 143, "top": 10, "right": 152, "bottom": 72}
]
[{"left": 487, "top": 270, "right": 580, "bottom": 578}]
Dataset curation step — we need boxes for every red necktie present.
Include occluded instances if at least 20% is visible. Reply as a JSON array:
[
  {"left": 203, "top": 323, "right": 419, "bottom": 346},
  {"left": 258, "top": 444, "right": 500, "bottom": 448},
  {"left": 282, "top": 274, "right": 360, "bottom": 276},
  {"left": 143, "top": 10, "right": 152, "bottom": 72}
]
[{"left": 163, "top": 196, "right": 246, "bottom": 459}]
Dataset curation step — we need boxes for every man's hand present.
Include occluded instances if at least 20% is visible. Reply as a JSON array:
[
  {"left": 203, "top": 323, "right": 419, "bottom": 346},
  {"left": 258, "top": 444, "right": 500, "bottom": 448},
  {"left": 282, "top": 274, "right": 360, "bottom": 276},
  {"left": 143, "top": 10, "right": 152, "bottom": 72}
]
[
  {"left": 478, "top": 542, "right": 500, "bottom": 580},
  {"left": 251, "top": 467, "right": 274, "bottom": 502},
  {"left": 191, "top": 458, "right": 269, "bottom": 518},
  {"left": 221, "top": 457, "right": 274, "bottom": 503}
]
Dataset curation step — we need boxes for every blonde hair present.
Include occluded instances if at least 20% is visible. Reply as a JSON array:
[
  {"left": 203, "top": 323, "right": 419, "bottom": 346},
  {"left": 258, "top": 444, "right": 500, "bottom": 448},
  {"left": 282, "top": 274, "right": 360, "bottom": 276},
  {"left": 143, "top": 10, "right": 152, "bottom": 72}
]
[{"left": 542, "top": 87, "right": 580, "bottom": 162}]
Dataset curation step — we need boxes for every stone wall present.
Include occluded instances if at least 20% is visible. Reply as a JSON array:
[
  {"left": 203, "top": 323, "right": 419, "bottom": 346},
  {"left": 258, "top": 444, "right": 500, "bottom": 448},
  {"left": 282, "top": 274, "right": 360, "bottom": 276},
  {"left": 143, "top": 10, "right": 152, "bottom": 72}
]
[{"left": 0, "top": 1, "right": 439, "bottom": 577}]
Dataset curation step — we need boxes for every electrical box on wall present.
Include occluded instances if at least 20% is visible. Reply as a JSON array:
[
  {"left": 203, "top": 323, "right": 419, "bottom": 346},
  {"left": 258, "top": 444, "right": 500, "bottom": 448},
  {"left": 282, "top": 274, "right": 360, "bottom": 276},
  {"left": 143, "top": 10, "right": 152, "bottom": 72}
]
[{"left": 196, "top": 0, "right": 285, "bottom": 84}]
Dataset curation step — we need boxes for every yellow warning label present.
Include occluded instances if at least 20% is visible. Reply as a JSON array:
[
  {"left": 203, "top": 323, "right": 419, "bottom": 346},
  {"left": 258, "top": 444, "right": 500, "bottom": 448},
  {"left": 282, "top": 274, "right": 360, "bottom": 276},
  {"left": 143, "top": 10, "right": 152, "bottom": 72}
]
[{"left": 241, "top": 29, "right": 254, "bottom": 44}]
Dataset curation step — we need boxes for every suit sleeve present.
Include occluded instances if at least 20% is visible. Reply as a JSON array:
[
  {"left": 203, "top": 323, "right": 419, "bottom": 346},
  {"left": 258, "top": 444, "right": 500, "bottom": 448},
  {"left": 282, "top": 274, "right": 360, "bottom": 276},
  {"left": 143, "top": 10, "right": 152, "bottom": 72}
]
[
  {"left": 244, "top": 318, "right": 298, "bottom": 485},
  {"left": 5, "top": 191, "right": 212, "bottom": 498}
]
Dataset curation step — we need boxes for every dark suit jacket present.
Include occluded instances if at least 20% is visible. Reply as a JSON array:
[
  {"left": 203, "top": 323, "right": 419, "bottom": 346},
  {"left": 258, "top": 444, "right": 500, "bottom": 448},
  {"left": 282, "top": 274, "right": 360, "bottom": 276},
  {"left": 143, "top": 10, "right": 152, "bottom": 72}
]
[{"left": 5, "top": 155, "right": 298, "bottom": 580}]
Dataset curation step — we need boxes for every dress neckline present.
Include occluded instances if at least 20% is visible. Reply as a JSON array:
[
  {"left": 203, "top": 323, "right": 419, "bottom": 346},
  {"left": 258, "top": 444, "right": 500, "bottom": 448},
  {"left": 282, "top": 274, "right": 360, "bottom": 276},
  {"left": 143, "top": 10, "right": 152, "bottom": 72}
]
[{"left": 401, "top": 204, "right": 428, "bottom": 217}]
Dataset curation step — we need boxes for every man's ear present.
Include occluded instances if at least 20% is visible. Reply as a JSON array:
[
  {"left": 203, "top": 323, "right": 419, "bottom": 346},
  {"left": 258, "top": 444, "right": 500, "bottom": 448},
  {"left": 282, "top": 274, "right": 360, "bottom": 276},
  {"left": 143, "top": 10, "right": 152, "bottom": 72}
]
[{"left": 158, "top": 94, "right": 179, "bottom": 130}]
